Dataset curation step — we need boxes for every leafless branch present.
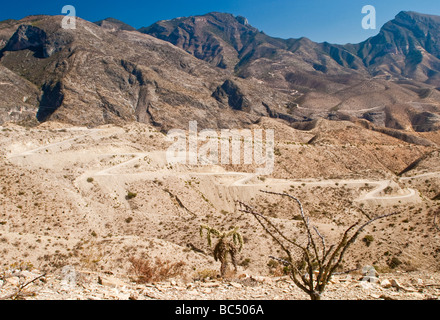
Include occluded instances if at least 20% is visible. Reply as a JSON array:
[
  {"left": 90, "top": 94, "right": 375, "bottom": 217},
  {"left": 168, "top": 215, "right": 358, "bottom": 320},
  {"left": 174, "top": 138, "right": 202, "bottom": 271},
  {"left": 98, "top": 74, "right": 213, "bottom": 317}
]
[
  {"left": 237, "top": 190, "right": 399, "bottom": 300},
  {"left": 0, "top": 273, "right": 46, "bottom": 300},
  {"left": 434, "top": 211, "right": 440, "bottom": 233}
]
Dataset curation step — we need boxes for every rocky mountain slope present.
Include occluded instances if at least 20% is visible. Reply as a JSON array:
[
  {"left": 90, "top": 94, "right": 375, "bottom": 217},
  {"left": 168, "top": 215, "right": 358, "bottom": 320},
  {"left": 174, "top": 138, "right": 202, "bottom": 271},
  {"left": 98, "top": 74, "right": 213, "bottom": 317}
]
[
  {"left": 0, "top": 15, "right": 291, "bottom": 130},
  {"left": 142, "top": 11, "right": 440, "bottom": 84},
  {"left": 356, "top": 11, "right": 440, "bottom": 83},
  {"left": 0, "top": 120, "right": 439, "bottom": 300},
  {"left": 141, "top": 11, "right": 440, "bottom": 134},
  {"left": 94, "top": 17, "right": 136, "bottom": 32},
  {"left": 0, "top": 11, "right": 439, "bottom": 301},
  {"left": 0, "top": 11, "right": 439, "bottom": 138}
]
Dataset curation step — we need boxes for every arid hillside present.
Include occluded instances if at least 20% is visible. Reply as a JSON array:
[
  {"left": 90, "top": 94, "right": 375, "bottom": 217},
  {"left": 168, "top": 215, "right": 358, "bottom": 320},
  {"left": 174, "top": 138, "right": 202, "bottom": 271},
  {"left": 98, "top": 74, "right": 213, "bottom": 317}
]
[
  {"left": 0, "top": 120, "right": 438, "bottom": 295},
  {"left": 0, "top": 11, "right": 440, "bottom": 301}
]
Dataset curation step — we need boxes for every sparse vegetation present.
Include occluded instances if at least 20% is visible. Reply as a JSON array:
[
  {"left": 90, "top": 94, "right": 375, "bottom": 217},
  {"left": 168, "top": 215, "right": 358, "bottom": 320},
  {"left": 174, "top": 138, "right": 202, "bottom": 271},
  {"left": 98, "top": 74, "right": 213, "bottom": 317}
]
[
  {"left": 200, "top": 225, "right": 243, "bottom": 277},
  {"left": 126, "top": 191, "right": 137, "bottom": 200},
  {"left": 194, "top": 268, "right": 218, "bottom": 281},
  {"left": 388, "top": 257, "right": 403, "bottom": 269},
  {"left": 128, "top": 257, "right": 186, "bottom": 283},
  {"left": 362, "top": 235, "right": 374, "bottom": 247},
  {"left": 238, "top": 190, "right": 398, "bottom": 300},
  {"left": 239, "top": 258, "right": 251, "bottom": 268}
]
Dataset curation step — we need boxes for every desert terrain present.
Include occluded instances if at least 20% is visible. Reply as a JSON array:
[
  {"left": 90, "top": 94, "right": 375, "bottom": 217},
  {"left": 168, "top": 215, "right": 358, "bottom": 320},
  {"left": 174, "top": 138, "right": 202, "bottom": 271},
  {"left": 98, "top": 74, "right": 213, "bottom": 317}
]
[
  {"left": 1, "top": 10, "right": 440, "bottom": 300},
  {"left": 0, "top": 118, "right": 439, "bottom": 300}
]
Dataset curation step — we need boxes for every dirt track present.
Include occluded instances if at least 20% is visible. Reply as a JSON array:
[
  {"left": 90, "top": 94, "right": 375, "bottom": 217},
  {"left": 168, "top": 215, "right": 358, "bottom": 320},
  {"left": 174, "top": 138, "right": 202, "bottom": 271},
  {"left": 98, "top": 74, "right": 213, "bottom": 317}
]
[{"left": 6, "top": 126, "right": 429, "bottom": 210}]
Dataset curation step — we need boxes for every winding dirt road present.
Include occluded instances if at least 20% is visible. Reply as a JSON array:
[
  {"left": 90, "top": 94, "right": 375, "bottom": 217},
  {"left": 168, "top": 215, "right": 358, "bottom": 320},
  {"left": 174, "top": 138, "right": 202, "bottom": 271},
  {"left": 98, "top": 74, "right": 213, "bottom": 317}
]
[{"left": 7, "top": 127, "right": 434, "bottom": 208}]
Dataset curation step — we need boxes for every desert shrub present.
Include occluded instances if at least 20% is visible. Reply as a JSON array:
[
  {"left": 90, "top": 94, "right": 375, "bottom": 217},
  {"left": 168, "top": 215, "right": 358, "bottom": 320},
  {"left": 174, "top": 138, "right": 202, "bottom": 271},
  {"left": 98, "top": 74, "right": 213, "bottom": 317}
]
[
  {"left": 388, "top": 257, "right": 402, "bottom": 269},
  {"left": 267, "top": 258, "right": 290, "bottom": 276},
  {"left": 238, "top": 190, "right": 398, "bottom": 300},
  {"left": 126, "top": 191, "right": 137, "bottom": 200},
  {"left": 239, "top": 258, "right": 251, "bottom": 268},
  {"left": 362, "top": 235, "right": 374, "bottom": 247},
  {"left": 193, "top": 269, "right": 218, "bottom": 281},
  {"left": 86, "top": 177, "right": 94, "bottom": 183},
  {"left": 9, "top": 261, "right": 34, "bottom": 271},
  {"left": 384, "top": 186, "right": 393, "bottom": 194},
  {"left": 129, "top": 257, "right": 185, "bottom": 283}
]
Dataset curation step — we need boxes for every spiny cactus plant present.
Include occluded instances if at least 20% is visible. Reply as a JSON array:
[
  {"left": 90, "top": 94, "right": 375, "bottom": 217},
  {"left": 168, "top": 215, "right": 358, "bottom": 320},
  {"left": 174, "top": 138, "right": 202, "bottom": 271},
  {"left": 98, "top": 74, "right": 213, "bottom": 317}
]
[{"left": 200, "top": 225, "right": 243, "bottom": 277}]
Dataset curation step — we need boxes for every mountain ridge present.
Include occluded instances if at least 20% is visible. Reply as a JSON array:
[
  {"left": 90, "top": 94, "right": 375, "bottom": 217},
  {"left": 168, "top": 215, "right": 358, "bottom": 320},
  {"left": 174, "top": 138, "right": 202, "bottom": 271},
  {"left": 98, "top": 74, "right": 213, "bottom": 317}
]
[{"left": 0, "top": 11, "right": 439, "bottom": 139}]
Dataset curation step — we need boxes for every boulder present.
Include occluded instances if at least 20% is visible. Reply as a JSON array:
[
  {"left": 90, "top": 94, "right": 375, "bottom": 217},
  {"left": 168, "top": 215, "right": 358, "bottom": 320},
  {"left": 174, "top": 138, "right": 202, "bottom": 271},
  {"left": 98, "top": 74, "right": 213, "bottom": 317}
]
[
  {"left": 381, "top": 279, "right": 392, "bottom": 288},
  {"left": 380, "top": 279, "right": 393, "bottom": 289},
  {"left": 98, "top": 276, "right": 126, "bottom": 288},
  {"left": 362, "top": 276, "right": 380, "bottom": 284}
]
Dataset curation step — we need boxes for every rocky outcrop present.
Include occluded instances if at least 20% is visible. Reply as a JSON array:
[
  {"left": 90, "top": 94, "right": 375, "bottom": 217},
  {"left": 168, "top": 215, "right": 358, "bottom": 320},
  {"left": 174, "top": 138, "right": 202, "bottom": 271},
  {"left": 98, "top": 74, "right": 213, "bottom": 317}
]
[
  {"left": 0, "top": 64, "right": 39, "bottom": 125},
  {"left": 2, "top": 25, "right": 47, "bottom": 57},
  {"left": 1, "top": 24, "right": 73, "bottom": 59},
  {"left": 3, "top": 25, "right": 46, "bottom": 51},
  {"left": 212, "top": 80, "right": 250, "bottom": 111},
  {"left": 410, "top": 111, "right": 440, "bottom": 132},
  {"left": 36, "top": 81, "right": 64, "bottom": 122},
  {"left": 94, "top": 18, "right": 136, "bottom": 31},
  {"left": 373, "top": 126, "right": 437, "bottom": 146}
]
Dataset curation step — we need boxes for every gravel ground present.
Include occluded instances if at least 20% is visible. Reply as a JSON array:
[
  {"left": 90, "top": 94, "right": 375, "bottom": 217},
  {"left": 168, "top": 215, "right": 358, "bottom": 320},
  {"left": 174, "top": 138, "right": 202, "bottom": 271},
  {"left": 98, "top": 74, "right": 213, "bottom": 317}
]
[{"left": 1, "top": 268, "right": 439, "bottom": 300}]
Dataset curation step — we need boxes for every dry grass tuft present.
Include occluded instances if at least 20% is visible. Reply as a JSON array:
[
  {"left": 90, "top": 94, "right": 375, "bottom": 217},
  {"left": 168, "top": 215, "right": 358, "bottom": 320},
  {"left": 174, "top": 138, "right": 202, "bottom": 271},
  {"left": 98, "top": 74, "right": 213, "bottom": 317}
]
[{"left": 128, "top": 257, "right": 186, "bottom": 283}]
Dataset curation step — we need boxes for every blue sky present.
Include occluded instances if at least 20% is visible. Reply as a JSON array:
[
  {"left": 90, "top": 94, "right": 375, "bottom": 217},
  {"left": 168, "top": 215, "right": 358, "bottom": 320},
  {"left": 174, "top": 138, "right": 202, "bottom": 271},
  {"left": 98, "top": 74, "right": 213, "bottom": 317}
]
[{"left": 1, "top": 0, "right": 440, "bottom": 44}]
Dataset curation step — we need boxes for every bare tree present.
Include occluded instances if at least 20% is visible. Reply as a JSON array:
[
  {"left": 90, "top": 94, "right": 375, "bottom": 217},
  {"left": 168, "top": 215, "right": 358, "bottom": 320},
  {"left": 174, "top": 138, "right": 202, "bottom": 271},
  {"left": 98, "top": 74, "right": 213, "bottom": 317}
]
[{"left": 237, "top": 190, "right": 397, "bottom": 300}]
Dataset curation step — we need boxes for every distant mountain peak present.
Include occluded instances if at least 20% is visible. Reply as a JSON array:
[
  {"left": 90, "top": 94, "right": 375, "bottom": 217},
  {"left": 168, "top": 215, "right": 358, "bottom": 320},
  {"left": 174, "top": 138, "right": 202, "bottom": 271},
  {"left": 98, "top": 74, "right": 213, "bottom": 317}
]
[
  {"left": 94, "top": 17, "right": 135, "bottom": 31},
  {"left": 1, "top": 11, "right": 440, "bottom": 133},
  {"left": 392, "top": 10, "right": 440, "bottom": 28},
  {"left": 138, "top": 12, "right": 259, "bottom": 69},
  {"left": 235, "top": 15, "right": 249, "bottom": 26},
  {"left": 396, "top": 10, "right": 440, "bottom": 19}
]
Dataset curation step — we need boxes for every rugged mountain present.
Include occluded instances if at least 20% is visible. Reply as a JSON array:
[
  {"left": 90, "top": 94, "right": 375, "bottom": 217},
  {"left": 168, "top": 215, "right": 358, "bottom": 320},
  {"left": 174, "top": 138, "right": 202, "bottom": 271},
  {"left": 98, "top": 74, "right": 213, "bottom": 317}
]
[
  {"left": 140, "top": 11, "right": 440, "bottom": 84},
  {"left": 0, "top": 15, "right": 293, "bottom": 130},
  {"left": 139, "top": 12, "right": 262, "bottom": 69},
  {"left": 94, "top": 17, "right": 136, "bottom": 31},
  {"left": 140, "top": 11, "right": 440, "bottom": 134},
  {"left": 356, "top": 11, "right": 440, "bottom": 83},
  {"left": 0, "top": 11, "right": 439, "bottom": 141}
]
